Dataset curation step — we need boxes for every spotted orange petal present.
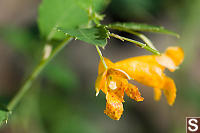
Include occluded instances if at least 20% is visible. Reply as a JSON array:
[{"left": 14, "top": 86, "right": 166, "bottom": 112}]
[
  {"left": 125, "top": 83, "right": 144, "bottom": 102},
  {"left": 104, "top": 93, "right": 123, "bottom": 120},
  {"left": 107, "top": 75, "right": 128, "bottom": 102}
]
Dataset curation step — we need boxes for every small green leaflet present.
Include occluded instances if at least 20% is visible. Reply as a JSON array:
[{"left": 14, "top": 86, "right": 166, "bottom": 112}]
[
  {"left": 57, "top": 26, "right": 109, "bottom": 47},
  {"left": 107, "top": 22, "right": 179, "bottom": 38},
  {"left": 0, "top": 105, "right": 10, "bottom": 127}
]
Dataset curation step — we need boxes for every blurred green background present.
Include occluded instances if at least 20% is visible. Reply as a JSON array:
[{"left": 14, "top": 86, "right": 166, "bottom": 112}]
[{"left": 0, "top": 0, "right": 200, "bottom": 133}]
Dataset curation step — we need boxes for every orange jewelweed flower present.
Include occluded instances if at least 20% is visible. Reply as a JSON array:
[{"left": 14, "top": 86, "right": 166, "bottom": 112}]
[{"left": 95, "top": 46, "right": 184, "bottom": 120}]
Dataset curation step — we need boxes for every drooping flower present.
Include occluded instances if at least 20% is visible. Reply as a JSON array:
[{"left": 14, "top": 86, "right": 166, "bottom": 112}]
[{"left": 95, "top": 46, "right": 184, "bottom": 120}]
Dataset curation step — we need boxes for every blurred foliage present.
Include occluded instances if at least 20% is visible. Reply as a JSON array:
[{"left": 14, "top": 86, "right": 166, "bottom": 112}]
[
  {"left": 0, "top": 26, "right": 43, "bottom": 59},
  {"left": 108, "top": 0, "right": 162, "bottom": 20},
  {"left": 39, "top": 89, "right": 101, "bottom": 133},
  {"left": 43, "top": 62, "right": 79, "bottom": 92},
  {"left": 9, "top": 86, "right": 102, "bottom": 133}
]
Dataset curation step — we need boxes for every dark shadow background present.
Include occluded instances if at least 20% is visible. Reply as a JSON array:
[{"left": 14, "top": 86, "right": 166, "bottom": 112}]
[{"left": 0, "top": 0, "right": 200, "bottom": 133}]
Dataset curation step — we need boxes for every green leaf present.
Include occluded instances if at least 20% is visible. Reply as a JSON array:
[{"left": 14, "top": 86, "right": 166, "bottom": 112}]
[
  {"left": 0, "top": 105, "right": 10, "bottom": 127},
  {"left": 107, "top": 22, "right": 180, "bottom": 38},
  {"left": 57, "top": 26, "right": 109, "bottom": 47},
  {"left": 38, "top": 0, "right": 108, "bottom": 40}
]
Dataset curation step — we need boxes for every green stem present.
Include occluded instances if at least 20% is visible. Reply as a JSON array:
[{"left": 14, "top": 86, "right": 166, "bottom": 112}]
[
  {"left": 109, "top": 33, "right": 160, "bottom": 55},
  {"left": 96, "top": 46, "right": 107, "bottom": 69},
  {"left": 7, "top": 36, "right": 72, "bottom": 111},
  {"left": 125, "top": 30, "right": 157, "bottom": 51}
]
